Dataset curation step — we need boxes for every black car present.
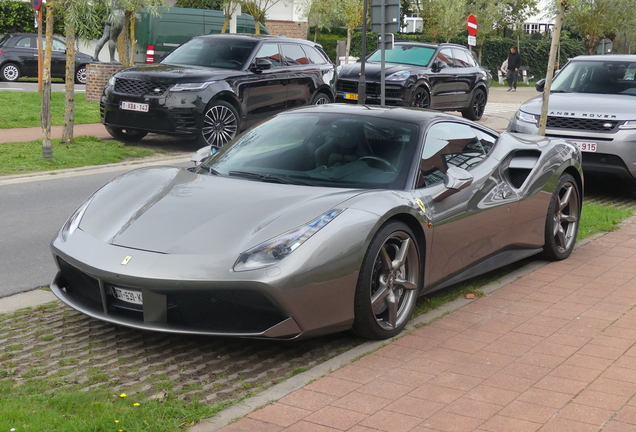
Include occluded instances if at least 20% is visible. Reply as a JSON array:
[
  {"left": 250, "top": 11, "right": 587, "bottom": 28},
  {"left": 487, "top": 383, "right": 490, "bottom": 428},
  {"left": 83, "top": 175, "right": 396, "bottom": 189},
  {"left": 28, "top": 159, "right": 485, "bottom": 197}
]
[
  {"left": 0, "top": 33, "right": 94, "bottom": 84},
  {"left": 335, "top": 42, "right": 489, "bottom": 120},
  {"left": 100, "top": 34, "right": 336, "bottom": 146}
]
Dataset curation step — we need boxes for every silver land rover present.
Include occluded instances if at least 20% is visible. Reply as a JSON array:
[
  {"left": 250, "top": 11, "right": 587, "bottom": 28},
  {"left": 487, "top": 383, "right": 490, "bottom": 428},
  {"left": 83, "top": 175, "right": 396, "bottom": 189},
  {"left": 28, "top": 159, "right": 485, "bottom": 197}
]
[{"left": 508, "top": 55, "right": 636, "bottom": 181}]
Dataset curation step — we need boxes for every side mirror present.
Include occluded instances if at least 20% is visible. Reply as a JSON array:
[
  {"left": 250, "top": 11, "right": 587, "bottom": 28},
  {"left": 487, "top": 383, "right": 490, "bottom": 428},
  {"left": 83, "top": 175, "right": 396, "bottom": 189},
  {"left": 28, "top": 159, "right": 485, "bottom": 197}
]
[
  {"left": 191, "top": 145, "right": 213, "bottom": 167},
  {"left": 431, "top": 60, "right": 443, "bottom": 73},
  {"left": 251, "top": 58, "right": 273, "bottom": 72},
  {"left": 535, "top": 78, "right": 546, "bottom": 92},
  {"left": 432, "top": 166, "right": 474, "bottom": 202}
]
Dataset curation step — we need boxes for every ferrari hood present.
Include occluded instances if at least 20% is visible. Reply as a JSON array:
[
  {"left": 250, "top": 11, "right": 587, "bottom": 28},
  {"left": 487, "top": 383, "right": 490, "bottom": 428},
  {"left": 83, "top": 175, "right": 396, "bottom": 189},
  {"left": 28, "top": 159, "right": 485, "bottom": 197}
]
[
  {"left": 78, "top": 167, "right": 363, "bottom": 255},
  {"left": 519, "top": 93, "right": 636, "bottom": 121}
]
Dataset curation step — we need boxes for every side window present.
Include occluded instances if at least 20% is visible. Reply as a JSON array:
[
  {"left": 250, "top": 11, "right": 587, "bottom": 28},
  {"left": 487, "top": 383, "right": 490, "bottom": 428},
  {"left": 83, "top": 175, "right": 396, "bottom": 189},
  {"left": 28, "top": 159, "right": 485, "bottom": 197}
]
[
  {"left": 452, "top": 49, "right": 473, "bottom": 68},
  {"left": 15, "top": 37, "right": 34, "bottom": 48},
  {"left": 437, "top": 48, "right": 454, "bottom": 68},
  {"left": 303, "top": 45, "right": 328, "bottom": 65},
  {"left": 52, "top": 39, "right": 66, "bottom": 52},
  {"left": 417, "top": 122, "right": 487, "bottom": 188},
  {"left": 281, "top": 44, "right": 310, "bottom": 65},
  {"left": 254, "top": 43, "right": 283, "bottom": 68}
]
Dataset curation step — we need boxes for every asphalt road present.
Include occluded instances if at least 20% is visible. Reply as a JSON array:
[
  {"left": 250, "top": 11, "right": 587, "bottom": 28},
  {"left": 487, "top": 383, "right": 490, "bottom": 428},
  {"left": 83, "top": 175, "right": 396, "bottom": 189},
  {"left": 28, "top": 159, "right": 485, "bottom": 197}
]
[{"left": 0, "top": 81, "right": 82, "bottom": 92}]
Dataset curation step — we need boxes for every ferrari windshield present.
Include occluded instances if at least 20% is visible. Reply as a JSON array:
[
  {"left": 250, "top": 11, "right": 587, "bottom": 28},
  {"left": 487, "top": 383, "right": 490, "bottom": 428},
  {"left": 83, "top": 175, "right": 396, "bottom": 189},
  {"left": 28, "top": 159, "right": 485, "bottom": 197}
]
[
  {"left": 552, "top": 60, "right": 636, "bottom": 96},
  {"left": 199, "top": 112, "right": 419, "bottom": 189},
  {"left": 367, "top": 45, "right": 436, "bottom": 67},
  {"left": 161, "top": 37, "right": 257, "bottom": 69}
]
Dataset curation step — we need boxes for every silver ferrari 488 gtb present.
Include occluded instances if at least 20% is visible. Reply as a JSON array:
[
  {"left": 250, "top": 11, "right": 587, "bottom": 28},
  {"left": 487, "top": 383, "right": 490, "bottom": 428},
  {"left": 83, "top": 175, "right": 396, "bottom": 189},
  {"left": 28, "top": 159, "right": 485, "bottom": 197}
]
[{"left": 51, "top": 104, "right": 583, "bottom": 340}]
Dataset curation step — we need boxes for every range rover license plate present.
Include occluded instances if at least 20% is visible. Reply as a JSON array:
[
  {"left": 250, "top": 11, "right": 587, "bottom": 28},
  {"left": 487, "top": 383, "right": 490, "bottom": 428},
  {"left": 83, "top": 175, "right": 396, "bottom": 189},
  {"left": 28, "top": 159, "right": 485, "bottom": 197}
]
[
  {"left": 112, "top": 287, "right": 143, "bottom": 305},
  {"left": 572, "top": 141, "right": 597, "bottom": 152},
  {"left": 344, "top": 93, "right": 359, "bottom": 101},
  {"left": 120, "top": 101, "right": 149, "bottom": 112}
]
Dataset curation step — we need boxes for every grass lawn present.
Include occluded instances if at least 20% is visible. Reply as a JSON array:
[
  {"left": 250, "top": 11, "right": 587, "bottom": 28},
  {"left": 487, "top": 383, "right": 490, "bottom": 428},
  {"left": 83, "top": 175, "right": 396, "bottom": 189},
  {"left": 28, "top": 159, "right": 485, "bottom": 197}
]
[
  {"left": 0, "top": 136, "right": 163, "bottom": 176},
  {"left": 0, "top": 92, "right": 100, "bottom": 129}
]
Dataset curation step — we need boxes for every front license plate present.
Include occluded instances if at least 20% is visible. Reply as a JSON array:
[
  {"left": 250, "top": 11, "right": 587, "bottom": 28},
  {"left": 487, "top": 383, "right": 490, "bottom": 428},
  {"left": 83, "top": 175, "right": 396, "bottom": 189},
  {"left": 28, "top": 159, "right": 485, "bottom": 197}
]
[
  {"left": 120, "top": 101, "right": 149, "bottom": 112},
  {"left": 572, "top": 141, "right": 597, "bottom": 152},
  {"left": 112, "top": 287, "right": 143, "bottom": 305},
  {"left": 344, "top": 93, "right": 359, "bottom": 101}
]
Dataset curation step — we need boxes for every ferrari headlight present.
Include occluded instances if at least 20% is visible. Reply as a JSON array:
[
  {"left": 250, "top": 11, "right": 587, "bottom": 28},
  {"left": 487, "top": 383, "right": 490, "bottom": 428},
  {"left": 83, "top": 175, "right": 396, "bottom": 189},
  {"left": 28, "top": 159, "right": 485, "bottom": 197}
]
[
  {"left": 619, "top": 120, "right": 636, "bottom": 130},
  {"left": 386, "top": 71, "right": 410, "bottom": 81},
  {"left": 515, "top": 110, "right": 538, "bottom": 125},
  {"left": 233, "top": 209, "right": 343, "bottom": 271},
  {"left": 60, "top": 198, "right": 92, "bottom": 242},
  {"left": 170, "top": 81, "right": 217, "bottom": 92}
]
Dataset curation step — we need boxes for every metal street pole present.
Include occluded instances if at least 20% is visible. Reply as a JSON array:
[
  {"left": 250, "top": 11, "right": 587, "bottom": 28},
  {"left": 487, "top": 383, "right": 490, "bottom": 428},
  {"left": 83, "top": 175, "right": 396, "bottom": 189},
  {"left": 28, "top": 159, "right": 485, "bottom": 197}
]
[
  {"left": 37, "top": 8, "right": 42, "bottom": 92},
  {"left": 358, "top": 0, "right": 368, "bottom": 105},
  {"left": 380, "top": 2, "right": 385, "bottom": 106}
]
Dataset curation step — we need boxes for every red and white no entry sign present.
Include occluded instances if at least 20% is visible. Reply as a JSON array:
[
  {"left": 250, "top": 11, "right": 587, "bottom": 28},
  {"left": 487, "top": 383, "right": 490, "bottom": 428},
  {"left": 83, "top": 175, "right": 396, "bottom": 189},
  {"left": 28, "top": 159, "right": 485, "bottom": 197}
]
[{"left": 466, "top": 14, "right": 478, "bottom": 36}]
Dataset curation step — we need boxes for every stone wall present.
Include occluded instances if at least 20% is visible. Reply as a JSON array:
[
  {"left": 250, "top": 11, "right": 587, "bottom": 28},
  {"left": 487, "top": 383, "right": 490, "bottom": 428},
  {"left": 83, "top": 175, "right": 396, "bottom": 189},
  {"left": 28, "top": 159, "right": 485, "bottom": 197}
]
[
  {"left": 265, "top": 20, "right": 308, "bottom": 39},
  {"left": 86, "top": 63, "right": 125, "bottom": 103}
]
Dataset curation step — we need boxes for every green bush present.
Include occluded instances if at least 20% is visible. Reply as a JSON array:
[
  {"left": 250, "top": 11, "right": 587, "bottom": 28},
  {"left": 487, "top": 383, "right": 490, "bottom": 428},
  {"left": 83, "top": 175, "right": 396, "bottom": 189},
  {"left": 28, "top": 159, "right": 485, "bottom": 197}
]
[{"left": 0, "top": 0, "right": 64, "bottom": 34}]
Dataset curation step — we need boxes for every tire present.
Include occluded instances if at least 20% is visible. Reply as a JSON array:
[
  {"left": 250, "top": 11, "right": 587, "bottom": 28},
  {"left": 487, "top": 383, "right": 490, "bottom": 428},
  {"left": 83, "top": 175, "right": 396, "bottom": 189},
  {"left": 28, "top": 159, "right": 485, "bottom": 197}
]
[
  {"left": 461, "top": 88, "right": 487, "bottom": 121},
  {"left": 105, "top": 126, "right": 148, "bottom": 142},
  {"left": 1, "top": 63, "right": 20, "bottom": 82},
  {"left": 311, "top": 92, "right": 331, "bottom": 105},
  {"left": 198, "top": 100, "right": 239, "bottom": 148},
  {"left": 409, "top": 87, "right": 430, "bottom": 109},
  {"left": 75, "top": 65, "right": 87, "bottom": 84},
  {"left": 543, "top": 173, "right": 580, "bottom": 261},
  {"left": 352, "top": 221, "right": 422, "bottom": 340}
]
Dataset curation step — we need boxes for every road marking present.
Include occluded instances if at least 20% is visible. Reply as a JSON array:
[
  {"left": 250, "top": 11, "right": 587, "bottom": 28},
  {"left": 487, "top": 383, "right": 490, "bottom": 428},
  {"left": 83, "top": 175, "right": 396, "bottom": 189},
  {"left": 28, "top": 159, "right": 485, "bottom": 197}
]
[{"left": 0, "top": 88, "right": 26, "bottom": 91}]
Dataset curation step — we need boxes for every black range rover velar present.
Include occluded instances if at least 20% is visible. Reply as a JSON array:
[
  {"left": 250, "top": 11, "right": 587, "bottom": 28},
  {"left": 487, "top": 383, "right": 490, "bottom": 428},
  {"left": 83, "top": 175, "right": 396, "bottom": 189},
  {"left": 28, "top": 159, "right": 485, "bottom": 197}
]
[{"left": 100, "top": 34, "right": 335, "bottom": 147}]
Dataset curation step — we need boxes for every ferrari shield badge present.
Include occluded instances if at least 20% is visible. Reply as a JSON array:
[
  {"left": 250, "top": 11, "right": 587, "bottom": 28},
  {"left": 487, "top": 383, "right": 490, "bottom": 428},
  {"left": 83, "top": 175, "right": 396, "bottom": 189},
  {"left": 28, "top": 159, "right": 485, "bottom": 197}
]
[
  {"left": 121, "top": 256, "right": 132, "bottom": 265},
  {"left": 415, "top": 199, "right": 426, "bottom": 214}
]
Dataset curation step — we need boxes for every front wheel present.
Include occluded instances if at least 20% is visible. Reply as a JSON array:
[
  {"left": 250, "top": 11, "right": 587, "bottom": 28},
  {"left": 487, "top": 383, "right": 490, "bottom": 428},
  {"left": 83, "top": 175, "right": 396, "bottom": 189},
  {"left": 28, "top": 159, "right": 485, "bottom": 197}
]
[
  {"left": 410, "top": 87, "right": 430, "bottom": 109},
  {"left": 1, "top": 63, "right": 20, "bottom": 82},
  {"left": 198, "top": 101, "right": 239, "bottom": 148},
  {"left": 311, "top": 92, "right": 331, "bottom": 105},
  {"left": 543, "top": 173, "right": 580, "bottom": 260},
  {"left": 105, "top": 126, "right": 148, "bottom": 142},
  {"left": 352, "top": 221, "right": 421, "bottom": 340},
  {"left": 461, "top": 88, "right": 487, "bottom": 121}
]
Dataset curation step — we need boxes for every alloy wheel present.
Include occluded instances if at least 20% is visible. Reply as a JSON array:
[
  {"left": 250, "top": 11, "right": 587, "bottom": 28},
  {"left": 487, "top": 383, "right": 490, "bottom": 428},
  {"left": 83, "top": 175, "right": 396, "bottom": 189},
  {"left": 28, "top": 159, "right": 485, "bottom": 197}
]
[
  {"left": 472, "top": 90, "right": 486, "bottom": 119},
  {"left": 202, "top": 104, "right": 238, "bottom": 147},
  {"left": 552, "top": 181, "right": 579, "bottom": 254},
  {"left": 2, "top": 64, "right": 19, "bottom": 81},
  {"left": 369, "top": 231, "right": 419, "bottom": 331}
]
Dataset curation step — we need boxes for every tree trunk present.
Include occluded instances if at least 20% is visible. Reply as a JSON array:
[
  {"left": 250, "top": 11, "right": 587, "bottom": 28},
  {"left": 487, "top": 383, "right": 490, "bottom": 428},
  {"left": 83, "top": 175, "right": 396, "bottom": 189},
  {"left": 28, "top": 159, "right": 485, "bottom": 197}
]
[
  {"left": 255, "top": 16, "right": 261, "bottom": 35},
  {"left": 314, "top": 27, "right": 319, "bottom": 43},
  {"left": 222, "top": 15, "right": 230, "bottom": 33},
  {"left": 41, "top": 0, "right": 54, "bottom": 159},
  {"left": 117, "top": 11, "right": 134, "bottom": 67},
  {"left": 345, "top": 27, "right": 351, "bottom": 64},
  {"left": 62, "top": 21, "right": 76, "bottom": 144}
]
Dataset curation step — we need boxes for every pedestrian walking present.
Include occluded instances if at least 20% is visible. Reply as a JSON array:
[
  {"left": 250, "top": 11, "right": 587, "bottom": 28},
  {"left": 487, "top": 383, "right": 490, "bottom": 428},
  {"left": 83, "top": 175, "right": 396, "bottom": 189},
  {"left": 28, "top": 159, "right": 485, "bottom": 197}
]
[{"left": 506, "top": 46, "right": 521, "bottom": 91}]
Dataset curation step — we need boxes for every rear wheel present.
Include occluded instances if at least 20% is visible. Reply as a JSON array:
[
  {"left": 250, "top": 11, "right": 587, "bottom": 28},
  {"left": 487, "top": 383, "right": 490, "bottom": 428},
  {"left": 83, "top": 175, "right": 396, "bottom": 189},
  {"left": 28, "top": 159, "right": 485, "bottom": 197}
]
[
  {"left": 352, "top": 221, "right": 421, "bottom": 340},
  {"left": 1, "top": 63, "right": 20, "bottom": 82},
  {"left": 543, "top": 173, "right": 580, "bottom": 260},
  {"left": 198, "top": 101, "right": 239, "bottom": 148},
  {"left": 105, "top": 126, "right": 148, "bottom": 142},
  {"left": 311, "top": 92, "right": 331, "bottom": 105},
  {"left": 410, "top": 87, "right": 430, "bottom": 109},
  {"left": 461, "top": 88, "right": 487, "bottom": 121},
  {"left": 75, "top": 65, "right": 87, "bottom": 84}
]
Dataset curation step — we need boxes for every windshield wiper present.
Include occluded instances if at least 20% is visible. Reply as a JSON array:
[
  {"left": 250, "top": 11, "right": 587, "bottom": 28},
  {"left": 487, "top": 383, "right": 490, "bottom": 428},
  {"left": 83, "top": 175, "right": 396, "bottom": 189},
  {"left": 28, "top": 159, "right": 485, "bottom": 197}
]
[{"left": 228, "top": 171, "right": 309, "bottom": 185}]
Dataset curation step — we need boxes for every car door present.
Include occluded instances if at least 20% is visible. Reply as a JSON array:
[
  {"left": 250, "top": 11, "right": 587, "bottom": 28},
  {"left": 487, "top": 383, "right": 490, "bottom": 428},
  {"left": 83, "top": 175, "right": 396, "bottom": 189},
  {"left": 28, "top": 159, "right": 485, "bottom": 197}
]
[
  {"left": 413, "top": 121, "right": 516, "bottom": 286},
  {"left": 50, "top": 38, "right": 68, "bottom": 78},
  {"left": 280, "top": 42, "right": 315, "bottom": 109},
  {"left": 451, "top": 48, "right": 479, "bottom": 108},
  {"left": 239, "top": 42, "right": 288, "bottom": 128},
  {"left": 428, "top": 48, "right": 458, "bottom": 109},
  {"left": 13, "top": 35, "right": 38, "bottom": 77}
]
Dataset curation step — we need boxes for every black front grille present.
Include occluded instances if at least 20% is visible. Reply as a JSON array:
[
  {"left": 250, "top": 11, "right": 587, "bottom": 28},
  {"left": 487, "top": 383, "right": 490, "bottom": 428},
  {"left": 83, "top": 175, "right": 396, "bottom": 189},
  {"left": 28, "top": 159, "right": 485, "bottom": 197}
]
[
  {"left": 337, "top": 80, "right": 402, "bottom": 99},
  {"left": 582, "top": 152, "right": 627, "bottom": 167},
  {"left": 547, "top": 116, "right": 619, "bottom": 132},
  {"left": 167, "top": 290, "right": 287, "bottom": 333},
  {"left": 114, "top": 78, "right": 171, "bottom": 97},
  {"left": 105, "top": 110, "right": 174, "bottom": 131},
  {"left": 57, "top": 258, "right": 103, "bottom": 311}
]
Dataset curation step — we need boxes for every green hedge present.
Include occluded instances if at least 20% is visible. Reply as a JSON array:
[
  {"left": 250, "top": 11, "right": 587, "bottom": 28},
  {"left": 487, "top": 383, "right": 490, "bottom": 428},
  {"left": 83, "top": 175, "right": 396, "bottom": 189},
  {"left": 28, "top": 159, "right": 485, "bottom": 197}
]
[
  {"left": 0, "top": 0, "right": 65, "bottom": 35},
  {"left": 317, "top": 29, "right": 586, "bottom": 80}
]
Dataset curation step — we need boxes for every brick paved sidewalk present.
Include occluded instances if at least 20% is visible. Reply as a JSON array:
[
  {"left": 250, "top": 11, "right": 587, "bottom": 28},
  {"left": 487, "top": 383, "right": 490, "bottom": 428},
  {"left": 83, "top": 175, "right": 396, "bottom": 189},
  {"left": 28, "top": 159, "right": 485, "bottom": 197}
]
[
  {"left": 217, "top": 218, "right": 636, "bottom": 432},
  {"left": 0, "top": 123, "right": 110, "bottom": 144}
]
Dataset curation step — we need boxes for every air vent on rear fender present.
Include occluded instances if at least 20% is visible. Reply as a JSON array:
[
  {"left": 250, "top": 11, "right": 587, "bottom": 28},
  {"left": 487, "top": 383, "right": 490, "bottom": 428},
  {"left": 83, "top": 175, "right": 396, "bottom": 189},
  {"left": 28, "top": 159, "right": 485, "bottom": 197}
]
[{"left": 507, "top": 150, "right": 540, "bottom": 189}]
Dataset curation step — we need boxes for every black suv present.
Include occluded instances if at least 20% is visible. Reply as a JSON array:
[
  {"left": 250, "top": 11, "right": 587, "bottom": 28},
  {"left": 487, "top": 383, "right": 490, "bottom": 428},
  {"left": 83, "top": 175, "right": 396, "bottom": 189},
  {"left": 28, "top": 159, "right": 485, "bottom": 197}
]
[
  {"left": 335, "top": 42, "right": 489, "bottom": 120},
  {"left": 0, "top": 33, "right": 94, "bottom": 84},
  {"left": 100, "top": 34, "right": 335, "bottom": 147}
]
